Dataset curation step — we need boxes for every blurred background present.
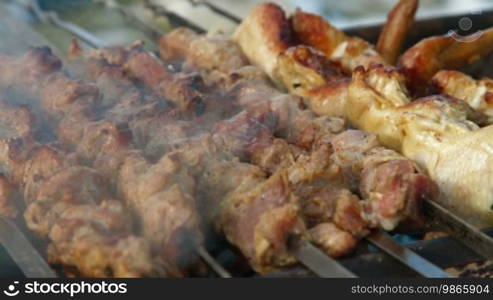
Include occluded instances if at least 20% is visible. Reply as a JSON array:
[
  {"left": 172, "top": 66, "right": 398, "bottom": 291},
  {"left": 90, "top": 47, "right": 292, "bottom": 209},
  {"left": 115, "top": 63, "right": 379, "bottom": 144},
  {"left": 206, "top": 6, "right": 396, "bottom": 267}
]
[
  {"left": 3, "top": 0, "right": 493, "bottom": 54},
  {"left": 164, "top": 0, "right": 493, "bottom": 28}
]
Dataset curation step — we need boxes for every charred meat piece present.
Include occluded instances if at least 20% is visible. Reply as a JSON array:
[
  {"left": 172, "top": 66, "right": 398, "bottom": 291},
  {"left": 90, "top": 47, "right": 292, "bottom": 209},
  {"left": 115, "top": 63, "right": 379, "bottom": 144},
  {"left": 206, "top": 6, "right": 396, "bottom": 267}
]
[
  {"left": 232, "top": 2, "right": 295, "bottom": 81},
  {"left": 24, "top": 166, "right": 110, "bottom": 237},
  {"left": 0, "top": 47, "right": 62, "bottom": 92},
  {"left": 399, "top": 28, "right": 493, "bottom": 94},
  {"left": 47, "top": 200, "right": 152, "bottom": 278}
]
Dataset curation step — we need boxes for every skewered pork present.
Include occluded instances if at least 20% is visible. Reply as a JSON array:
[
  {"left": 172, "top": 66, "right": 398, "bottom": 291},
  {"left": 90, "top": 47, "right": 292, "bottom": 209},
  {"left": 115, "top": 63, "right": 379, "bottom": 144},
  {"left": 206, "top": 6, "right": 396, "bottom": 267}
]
[{"left": 233, "top": 2, "right": 493, "bottom": 227}]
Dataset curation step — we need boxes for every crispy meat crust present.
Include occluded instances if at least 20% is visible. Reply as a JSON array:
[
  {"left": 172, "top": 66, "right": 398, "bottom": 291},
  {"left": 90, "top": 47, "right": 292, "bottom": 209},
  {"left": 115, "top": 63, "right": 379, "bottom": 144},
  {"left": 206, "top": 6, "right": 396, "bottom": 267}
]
[
  {"left": 433, "top": 70, "right": 493, "bottom": 123},
  {"left": 399, "top": 28, "right": 493, "bottom": 94},
  {"left": 233, "top": 2, "right": 294, "bottom": 81},
  {"left": 376, "top": 0, "right": 419, "bottom": 64}
]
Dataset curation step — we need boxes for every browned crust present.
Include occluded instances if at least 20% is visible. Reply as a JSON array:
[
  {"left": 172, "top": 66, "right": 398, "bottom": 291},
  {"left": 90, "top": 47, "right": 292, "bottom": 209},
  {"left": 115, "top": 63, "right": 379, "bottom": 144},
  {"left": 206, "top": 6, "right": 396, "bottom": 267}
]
[
  {"left": 257, "top": 2, "right": 295, "bottom": 54},
  {"left": 398, "top": 36, "right": 453, "bottom": 92},
  {"left": 377, "top": 0, "right": 419, "bottom": 65},
  {"left": 290, "top": 8, "right": 345, "bottom": 56},
  {"left": 233, "top": 2, "right": 295, "bottom": 81},
  {"left": 399, "top": 27, "right": 493, "bottom": 94},
  {"left": 284, "top": 45, "right": 344, "bottom": 80}
]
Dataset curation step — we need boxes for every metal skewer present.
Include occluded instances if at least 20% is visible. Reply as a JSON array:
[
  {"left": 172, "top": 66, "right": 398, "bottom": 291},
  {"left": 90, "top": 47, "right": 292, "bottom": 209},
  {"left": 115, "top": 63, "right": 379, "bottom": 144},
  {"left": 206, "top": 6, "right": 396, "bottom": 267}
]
[
  {"left": 196, "top": 245, "right": 232, "bottom": 278},
  {"left": 424, "top": 200, "right": 493, "bottom": 260},
  {"left": 289, "top": 235, "right": 356, "bottom": 278},
  {"left": 0, "top": 218, "right": 57, "bottom": 278},
  {"left": 366, "top": 230, "right": 452, "bottom": 277}
]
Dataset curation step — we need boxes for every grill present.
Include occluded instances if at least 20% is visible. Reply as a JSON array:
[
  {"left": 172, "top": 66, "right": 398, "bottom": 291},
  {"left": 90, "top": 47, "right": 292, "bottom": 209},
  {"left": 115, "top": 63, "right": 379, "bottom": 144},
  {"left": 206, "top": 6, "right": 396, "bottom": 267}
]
[{"left": 1, "top": 0, "right": 493, "bottom": 278}]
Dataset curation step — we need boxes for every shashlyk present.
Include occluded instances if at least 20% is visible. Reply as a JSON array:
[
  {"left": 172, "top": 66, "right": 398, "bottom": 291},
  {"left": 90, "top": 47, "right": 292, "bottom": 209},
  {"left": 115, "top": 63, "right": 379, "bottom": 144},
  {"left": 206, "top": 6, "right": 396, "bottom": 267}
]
[
  {"left": 47, "top": 20, "right": 437, "bottom": 273},
  {"left": 158, "top": 26, "right": 437, "bottom": 269},
  {"left": 232, "top": 2, "right": 493, "bottom": 227},
  {"left": 0, "top": 2, "right": 447, "bottom": 276},
  {"left": 68, "top": 39, "right": 240, "bottom": 160},
  {"left": 160, "top": 18, "right": 435, "bottom": 229},
  {"left": 0, "top": 41, "right": 436, "bottom": 276},
  {"left": 0, "top": 102, "right": 153, "bottom": 277},
  {"left": 0, "top": 47, "right": 208, "bottom": 277}
]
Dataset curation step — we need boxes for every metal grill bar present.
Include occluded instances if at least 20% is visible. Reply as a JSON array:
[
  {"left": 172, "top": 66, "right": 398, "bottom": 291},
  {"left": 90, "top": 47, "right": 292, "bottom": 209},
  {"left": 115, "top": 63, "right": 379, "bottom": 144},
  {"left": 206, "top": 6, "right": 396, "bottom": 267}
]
[
  {"left": 98, "top": 0, "right": 164, "bottom": 41},
  {"left": 188, "top": 0, "right": 242, "bottom": 24},
  {"left": 144, "top": 0, "right": 206, "bottom": 34}
]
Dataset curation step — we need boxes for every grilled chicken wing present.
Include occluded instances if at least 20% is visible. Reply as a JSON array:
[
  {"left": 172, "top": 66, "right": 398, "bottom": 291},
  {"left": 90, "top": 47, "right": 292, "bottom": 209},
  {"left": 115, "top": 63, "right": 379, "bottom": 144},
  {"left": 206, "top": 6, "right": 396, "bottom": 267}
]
[{"left": 433, "top": 70, "right": 493, "bottom": 123}]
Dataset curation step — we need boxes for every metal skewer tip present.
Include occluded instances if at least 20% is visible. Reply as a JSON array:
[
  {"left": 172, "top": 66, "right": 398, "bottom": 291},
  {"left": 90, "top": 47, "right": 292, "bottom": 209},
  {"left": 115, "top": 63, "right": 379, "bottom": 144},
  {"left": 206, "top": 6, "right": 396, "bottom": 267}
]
[
  {"left": 0, "top": 218, "right": 57, "bottom": 278},
  {"left": 424, "top": 200, "right": 493, "bottom": 260},
  {"left": 195, "top": 245, "right": 232, "bottom": 278}
]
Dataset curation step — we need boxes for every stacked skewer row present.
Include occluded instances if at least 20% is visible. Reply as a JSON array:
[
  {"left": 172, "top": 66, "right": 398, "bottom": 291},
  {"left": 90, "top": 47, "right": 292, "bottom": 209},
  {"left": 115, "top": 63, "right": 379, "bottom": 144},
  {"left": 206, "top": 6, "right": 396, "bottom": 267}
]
[{"left": 0, "top": 0, "right": 492, "bottom": 278}]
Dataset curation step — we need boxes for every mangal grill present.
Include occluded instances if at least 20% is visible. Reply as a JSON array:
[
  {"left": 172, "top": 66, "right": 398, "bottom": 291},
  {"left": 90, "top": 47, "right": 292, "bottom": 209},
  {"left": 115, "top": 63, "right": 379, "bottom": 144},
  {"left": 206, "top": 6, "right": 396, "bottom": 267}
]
[{"left": 0, "top": 0, "right": 493, "bottom": 278}]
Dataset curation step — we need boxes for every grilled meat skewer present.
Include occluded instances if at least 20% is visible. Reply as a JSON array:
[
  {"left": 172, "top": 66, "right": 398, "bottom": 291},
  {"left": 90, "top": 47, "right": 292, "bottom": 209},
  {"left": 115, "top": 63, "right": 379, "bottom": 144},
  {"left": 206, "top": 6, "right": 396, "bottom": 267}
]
[
  {"left": 159, "top": 26, "right": 436, "bottom": 230},
  {"left": 0, "top": 48, "right": 204, "bottom": 277},
  {"left": 0, "top": 35, "right": 434, "bottom": 276},
  {"left": 232, "top": 2, "right": 493, "bottom": 227},
  {"left": 67, "top": 40, "right": 239, "bottom": 161},
  {"left": 0, "top": 99, "right": 153, "bottom": 277},
  {"left": 77, "top": 42, "right": 368, "bottom": 270}
]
